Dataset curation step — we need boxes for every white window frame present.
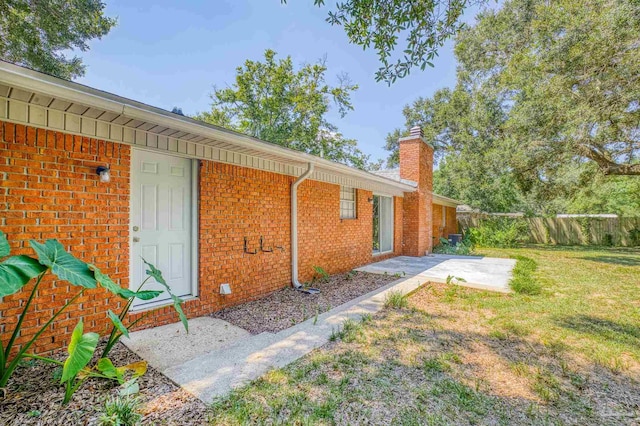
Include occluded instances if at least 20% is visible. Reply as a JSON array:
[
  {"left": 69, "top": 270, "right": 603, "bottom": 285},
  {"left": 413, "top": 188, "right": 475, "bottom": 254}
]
[
  {"left": 340, "top": 186, "right": 357, "bottom": 219},
  {"left": 372, "top": 193, "right": 394, "bottom": 255}
]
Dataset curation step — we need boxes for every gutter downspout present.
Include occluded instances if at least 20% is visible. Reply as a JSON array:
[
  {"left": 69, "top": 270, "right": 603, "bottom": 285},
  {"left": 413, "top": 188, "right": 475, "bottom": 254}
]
[{"left": 291, "top": 162, "right": 319, "bottom": 293}]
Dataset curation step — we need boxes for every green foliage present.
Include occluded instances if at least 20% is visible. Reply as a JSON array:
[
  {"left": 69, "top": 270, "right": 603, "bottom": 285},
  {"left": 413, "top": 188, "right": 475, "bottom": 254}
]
[
  {"left": 0, "top": 230, "right": 182, "bottom": 405},
  {"left": 384, "top": 290, "right": 409, "bottom": 309},
  {"left": 285, "top": 0, "right": 475, "bottom": 84},
  {"left": 195, "top": 49, "right": 371, "bottom": 169},
  {"left": 0, "top": 0, "right": 116, "bottom": 79},
  {"left": 446, "top": 275, "right": 467, "bottom": 285},
  {"left": 467, "top": 218, "right": 529, "bottom": 248},
  {"left": 98, "top": 259, "right": 188, "bottom": 359},
  {"left": 30, "top": 239, "right": 98, "bottom": 289},
  {"left": 509, "top": 256, "right": 541, "bottom": 295},
  {"left": 61, "top": 320, "right": 99, "bottom": 404},
  {"left": 455, "top": 0, "right": 640, "bottom": 177},
  {"left": 385, "top": 0, "right": 640, "bottom": 213},
  {"left": 330, "top": 318, "right": 367, "bottom": 343},
  {"left": 99, "top": 396, "right": 143, "bottom": 426},
  {"left": 312, "top": 265, "right": 330, "bottom": 283},
  {"left": 433, "top": 235, "right": 474, "bottom": 255}
]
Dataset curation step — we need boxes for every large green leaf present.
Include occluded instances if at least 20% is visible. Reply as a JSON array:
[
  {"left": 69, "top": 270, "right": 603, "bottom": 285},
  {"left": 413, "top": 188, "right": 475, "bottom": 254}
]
[
  {"left": 96, "top": 357, "right": 124, "bottom": 383},
  {"left": 0, "top": 255, "right": 47, "bottom": 298},
  {"left": 30, "top": 240, "right": 96, "bottom": 289},
  {"left": 61, "top": 320, "right": 99, "bottom": 383},
  {"left": 107, "top": 310, "right": 129, "bottom": 338},
  {"left": 0, "top": 230, "right": 10, "bottom": 258},
  {"left": 142, "top": 258, "right": 189, "bottom": 333},
  {"left": 90, "top": 264, "right": 162, "bottom": 301}
]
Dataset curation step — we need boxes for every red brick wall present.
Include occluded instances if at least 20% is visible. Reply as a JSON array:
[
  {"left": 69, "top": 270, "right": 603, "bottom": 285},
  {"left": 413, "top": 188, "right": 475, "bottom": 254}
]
[
  {"left": 0, "top": 121, "right": 405, "bottom": 354},
  {"left": 298, "top": 182, "right": 372, "bottom": 281},
  {"left": 399, "top": 137, "right": 434, "bottom": 256},
  {"left": 432, "top": 204, "right": 458, "bottom": 244},
  {"left": 0, "top": 121, "right": 129, "bottom": 354}
]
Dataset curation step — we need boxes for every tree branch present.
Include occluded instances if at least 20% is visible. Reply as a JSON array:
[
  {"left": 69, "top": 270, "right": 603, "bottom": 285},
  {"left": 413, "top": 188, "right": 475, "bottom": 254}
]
[{"left": 577, "top": 143, "right": 640, "bottom": 175}]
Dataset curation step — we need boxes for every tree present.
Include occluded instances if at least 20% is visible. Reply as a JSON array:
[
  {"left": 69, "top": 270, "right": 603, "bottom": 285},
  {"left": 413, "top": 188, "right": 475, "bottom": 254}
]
[
  {"left": 456, "top": 0, "right": 640, "bottom": 176},
  {"left": 195, "top": 49, "right": 371, "bottom": 169},
  {"left": 285, "top": 0, "right": 481, "bottom": 84},
  {"left": 0, "top": 0, "right": 115, "bottom": 80},
  {"left": 386, "top": 0, "right": 640, "bottom": 213}
]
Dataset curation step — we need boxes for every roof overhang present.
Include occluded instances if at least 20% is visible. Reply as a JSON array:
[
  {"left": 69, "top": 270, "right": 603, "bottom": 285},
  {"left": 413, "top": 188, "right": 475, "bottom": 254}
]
[
  {"left": 432, "top": 193, "right": 463, "bottom": 208},
  {"left": 0, "top": 61, "right": 415, "bottom": 196}
]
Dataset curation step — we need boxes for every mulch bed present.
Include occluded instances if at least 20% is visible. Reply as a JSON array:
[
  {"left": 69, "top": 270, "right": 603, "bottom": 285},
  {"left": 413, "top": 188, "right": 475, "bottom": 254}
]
[
  {"left": 0, "top": 342, "right": 208, "bottom": 425},
  {"left": 0, "top": 271, "right": 397, "bottom": 425},
  {"left": 212, "top": 271, "right": 398, "bottom": 334}
]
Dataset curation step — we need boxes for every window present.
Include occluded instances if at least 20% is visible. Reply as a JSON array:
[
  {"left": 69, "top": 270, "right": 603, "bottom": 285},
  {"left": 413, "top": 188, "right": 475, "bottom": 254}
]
[
  {"left": 373, "top": 195, "right": 394, "bottom": 253},
  {"left": 340, "top": 186, "right": 356, "bottom": 219}
]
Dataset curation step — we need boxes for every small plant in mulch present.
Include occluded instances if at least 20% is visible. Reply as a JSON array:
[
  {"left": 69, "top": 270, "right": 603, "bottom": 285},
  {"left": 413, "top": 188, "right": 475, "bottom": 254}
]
[
  {"left": 312, "top": 265, "right": 330, "bottom": 283},
  {"left": 98, "top": 395, "right": 143, "bottom": 426},
  {"left": 0, "top": 230, "right": 188, "bottom": 405}
]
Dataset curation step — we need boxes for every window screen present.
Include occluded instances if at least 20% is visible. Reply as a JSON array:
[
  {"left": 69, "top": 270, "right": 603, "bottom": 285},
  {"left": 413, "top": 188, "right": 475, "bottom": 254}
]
[{"left": 340, "top": 186, "right": 356, "bottom": 219}]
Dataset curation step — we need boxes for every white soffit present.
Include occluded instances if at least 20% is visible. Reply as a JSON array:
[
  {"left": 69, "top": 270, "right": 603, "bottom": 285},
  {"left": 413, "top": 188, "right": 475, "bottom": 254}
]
[{"left": 0, "top": 62, "right": 414, "bottom": 196}]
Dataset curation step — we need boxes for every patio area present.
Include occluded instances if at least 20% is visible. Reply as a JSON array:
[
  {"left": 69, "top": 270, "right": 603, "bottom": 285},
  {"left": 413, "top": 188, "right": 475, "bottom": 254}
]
[
  {"left": 121, "top": 255, "right": 515, "bottom": 403},
  {"left": 356, "top": 254, "right": 516, "bottom": 293}
]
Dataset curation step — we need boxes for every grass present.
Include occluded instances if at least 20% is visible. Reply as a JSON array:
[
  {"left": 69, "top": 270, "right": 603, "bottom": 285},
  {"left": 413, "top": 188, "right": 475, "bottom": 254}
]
[
  {"left": 384, "top": 290, "right": 409, "bottom": 309},
  {"left": 509, "top": 255, "right": 541, "bottom": 294},
  {"left": 207, "top": 246, "right": 640, "bottom": 425}
]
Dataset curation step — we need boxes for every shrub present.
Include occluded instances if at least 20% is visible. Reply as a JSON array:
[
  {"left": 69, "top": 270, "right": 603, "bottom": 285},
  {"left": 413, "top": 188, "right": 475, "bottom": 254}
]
[
  {"left": 467, "top": 218, "right": 529, "bottom": 248},
  {"left": 433, "top": 234, "right": 474, "bottom": 255},
  {"left": 509, "top": 256, "right": 541, "bottom": 295},
  {"left": 384, "top": 290, "right": 409, "bottom": 309},
  {"left": 99, "top": 396, "right": 143, "bottom": 426}
]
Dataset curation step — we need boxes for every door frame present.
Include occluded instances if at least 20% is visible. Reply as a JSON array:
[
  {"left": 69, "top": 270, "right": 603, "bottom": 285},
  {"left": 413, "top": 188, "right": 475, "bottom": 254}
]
[
  {"left": 129, "top": 147, "right": 200, "bottom": 311},
  {"left": 372, "top": 193, "right": 394, "bottom": 256}
]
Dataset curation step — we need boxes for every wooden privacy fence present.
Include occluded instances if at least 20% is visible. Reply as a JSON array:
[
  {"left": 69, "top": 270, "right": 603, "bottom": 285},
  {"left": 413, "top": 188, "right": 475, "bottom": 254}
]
[{"left": 458, "top": 215, "right": 640, "bottom": 247}]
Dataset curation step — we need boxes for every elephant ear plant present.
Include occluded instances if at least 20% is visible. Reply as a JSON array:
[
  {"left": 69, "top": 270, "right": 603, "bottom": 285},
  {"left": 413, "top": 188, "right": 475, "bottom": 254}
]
[
  {"left": 0, "top": 230, "right": 188, "bottom": 404},
  {"left": 94, "top": 258, "right": 189, "bottom": 359}
]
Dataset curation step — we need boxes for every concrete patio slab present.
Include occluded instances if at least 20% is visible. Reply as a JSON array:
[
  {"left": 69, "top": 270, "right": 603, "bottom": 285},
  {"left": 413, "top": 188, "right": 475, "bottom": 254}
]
[
  {"left": 356, "top": 254, "right": 515, "bottom": 293},
  {"left": 122, "top": 316, "right": 251, "bottom": 371}
]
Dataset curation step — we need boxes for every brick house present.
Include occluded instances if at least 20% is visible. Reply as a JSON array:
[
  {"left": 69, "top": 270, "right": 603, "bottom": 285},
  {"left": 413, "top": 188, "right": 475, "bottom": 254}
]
[{"left": 0, "top": 61, "right": 459, "bottom": 354}]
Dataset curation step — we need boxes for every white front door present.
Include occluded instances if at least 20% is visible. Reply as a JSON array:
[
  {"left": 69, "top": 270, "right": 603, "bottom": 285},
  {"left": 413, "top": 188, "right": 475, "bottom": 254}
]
[{"left": 130, "top": 149, "right": 194, "bottom": 307}]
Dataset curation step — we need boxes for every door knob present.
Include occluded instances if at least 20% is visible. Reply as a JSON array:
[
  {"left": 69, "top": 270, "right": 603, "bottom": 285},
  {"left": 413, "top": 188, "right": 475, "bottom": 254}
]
[
  {"left": 133, "top": 226, "right": 139, "bottom": 232},
  {"left": 133, "top": 237, "right": 140, "bottom": 242}
]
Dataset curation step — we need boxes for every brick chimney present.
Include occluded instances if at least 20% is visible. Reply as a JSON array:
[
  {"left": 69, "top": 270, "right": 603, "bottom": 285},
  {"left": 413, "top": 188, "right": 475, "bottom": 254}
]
[{"left": 399, "top": 126, "right": 434, "bottom": 256}]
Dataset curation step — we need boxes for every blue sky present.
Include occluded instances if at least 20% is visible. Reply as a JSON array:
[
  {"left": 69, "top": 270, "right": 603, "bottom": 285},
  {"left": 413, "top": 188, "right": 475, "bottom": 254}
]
[{"left": 77, "top": 0, "right": 482, "bottom": 162}]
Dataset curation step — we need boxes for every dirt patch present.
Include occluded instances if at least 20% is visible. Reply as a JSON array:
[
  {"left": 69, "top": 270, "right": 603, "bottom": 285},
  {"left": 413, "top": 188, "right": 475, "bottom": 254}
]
[
  {"left": 0, "top": 342, "right": 207, "bottom": 426},
  {"left": 212, "top": 271, "right": 398, "bottom": 334}
]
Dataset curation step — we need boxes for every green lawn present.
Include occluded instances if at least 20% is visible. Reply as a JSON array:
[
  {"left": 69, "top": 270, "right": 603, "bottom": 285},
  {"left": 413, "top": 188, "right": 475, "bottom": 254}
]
[{"left": 208, "top": 246, "right": 640, "bottom": 425}]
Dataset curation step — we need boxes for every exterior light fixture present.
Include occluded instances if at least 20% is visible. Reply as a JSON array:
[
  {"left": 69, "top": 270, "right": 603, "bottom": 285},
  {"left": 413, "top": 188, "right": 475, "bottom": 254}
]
[
  {"left": 368, "top": 197, "right": 374, "bottom": 204},
  {"left": 96, "top": 166, "right": 111, "bottom": 183}
]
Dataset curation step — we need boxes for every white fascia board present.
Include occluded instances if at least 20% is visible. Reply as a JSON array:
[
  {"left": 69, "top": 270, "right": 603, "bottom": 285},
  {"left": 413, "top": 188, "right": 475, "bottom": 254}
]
[{"left": 432, "top": 193, "right": 463, "bottom": 207}]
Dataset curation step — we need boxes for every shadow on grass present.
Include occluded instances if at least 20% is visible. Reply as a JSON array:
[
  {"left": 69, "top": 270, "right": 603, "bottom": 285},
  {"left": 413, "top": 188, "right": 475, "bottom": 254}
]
[
  {"left": 209, "top": 304, "right": 640, "bottom": 426},
  {"left": 517, "top": 244, "right": 640, "bottom": 255},
  {"left": 555, "top": 314, "right": 640, "bottom": 346},
  {"left": 577, "top": 255, "right": 640, "bottom": 266}
]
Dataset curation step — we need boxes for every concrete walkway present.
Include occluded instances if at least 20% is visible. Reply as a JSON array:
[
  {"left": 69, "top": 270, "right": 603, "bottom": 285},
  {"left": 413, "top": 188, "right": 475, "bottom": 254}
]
[
  {"left": 356, "top": 254, "right": 515, "bottom": 293},
  {"left": 123, "top": 254, "right": 514, "bottom": 403},
  {"left": 124, "top": 274, "right": 431, "bottom": 403}
]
